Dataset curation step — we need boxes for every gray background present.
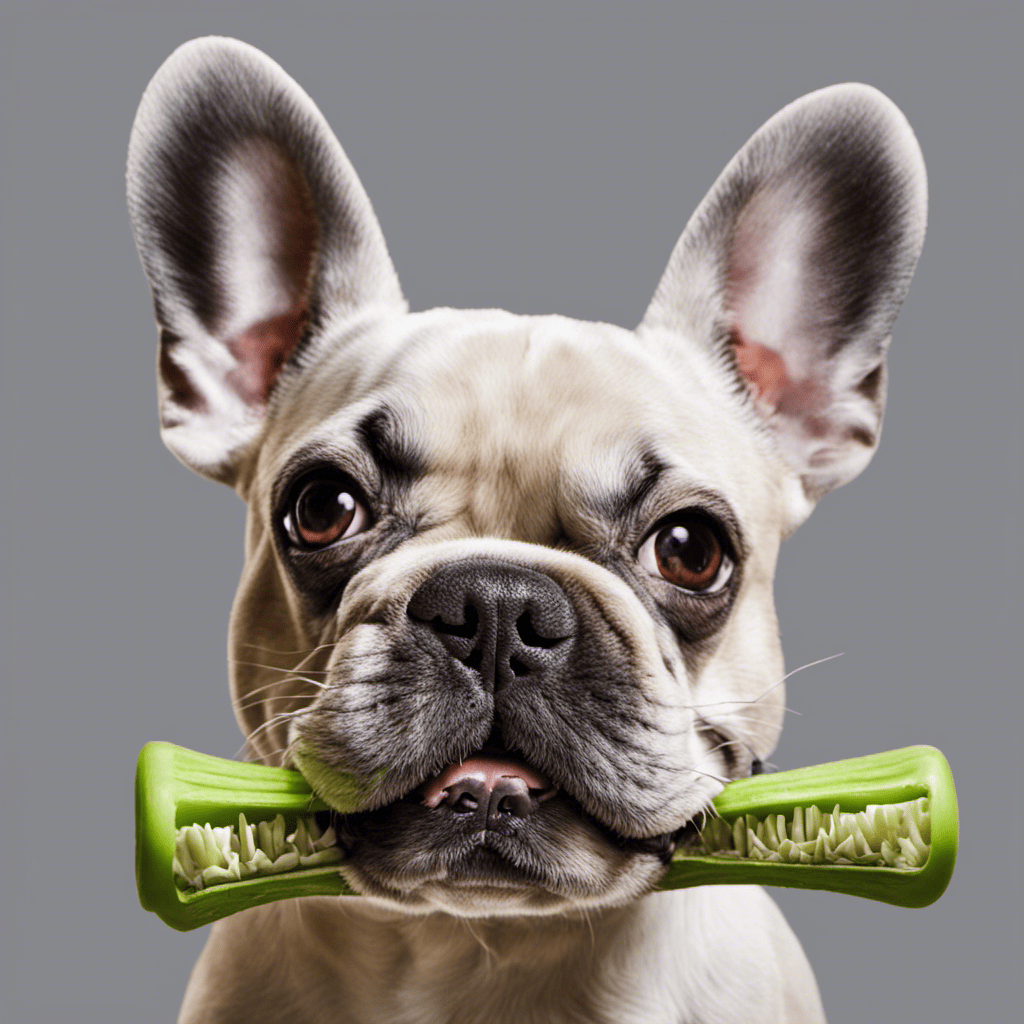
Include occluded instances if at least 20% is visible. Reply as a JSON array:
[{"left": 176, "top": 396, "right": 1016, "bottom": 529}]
[{"left": 2, "top": 1, "right": 1020, "bottom": 1020}]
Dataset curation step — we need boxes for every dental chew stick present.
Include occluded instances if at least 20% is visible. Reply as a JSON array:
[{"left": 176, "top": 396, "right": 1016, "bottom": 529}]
[
  {"left": 136, "top": 742, "right": 957, "bottom": 932},
  {"left": 135, "top": 743, "right": 356, "bottom": 931},
  {"left": 659, "top": 744, "right": 957, "bottom": 907}
]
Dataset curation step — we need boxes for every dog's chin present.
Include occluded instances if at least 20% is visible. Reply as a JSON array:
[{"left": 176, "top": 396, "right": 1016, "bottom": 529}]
[{"left": 310, "top": 772, "right": 684, "bottom": 917}]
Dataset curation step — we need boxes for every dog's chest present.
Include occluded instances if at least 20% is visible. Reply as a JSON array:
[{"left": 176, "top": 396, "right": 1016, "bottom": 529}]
[{"left": 242, "top": 890, "right": 790, "bottom": 1024}]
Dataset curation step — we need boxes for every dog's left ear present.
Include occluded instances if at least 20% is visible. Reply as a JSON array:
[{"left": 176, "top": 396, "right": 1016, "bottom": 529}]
[{"left": 640, "top": 84, "right": 926, "bottom": 528}]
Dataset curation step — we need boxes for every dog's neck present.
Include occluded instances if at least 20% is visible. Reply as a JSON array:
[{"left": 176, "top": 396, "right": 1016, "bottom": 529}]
[
  {"left": 252, "top": 895, "right": 680, "bottom": 1022},
  {"left": 290, "top": 896, "right": 635, "bottom": 976},
  {"left": 193, "top": 889, "right": 790, "bottom": 1024}
]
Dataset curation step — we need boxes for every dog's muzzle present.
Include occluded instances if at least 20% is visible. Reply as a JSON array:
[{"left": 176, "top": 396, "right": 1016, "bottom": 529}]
[{"left": 294, "top": 552, "right": 705, "bottom": 906}]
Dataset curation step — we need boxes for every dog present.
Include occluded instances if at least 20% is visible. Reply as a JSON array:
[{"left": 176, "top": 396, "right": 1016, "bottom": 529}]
[{"left": 127, "top": 37, "right": 926, "bottom": 1024}]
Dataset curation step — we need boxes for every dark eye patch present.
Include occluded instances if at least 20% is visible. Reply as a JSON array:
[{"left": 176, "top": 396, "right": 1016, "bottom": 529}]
[
  {"left": 279, "top": 513, "right": 416, "bottom": 618},
  {"left": 271, "top": 449, "right": 415, "bottom": 615}
]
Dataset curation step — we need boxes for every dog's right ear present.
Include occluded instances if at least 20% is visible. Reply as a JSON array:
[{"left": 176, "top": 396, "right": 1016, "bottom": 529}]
[{"left": 127, "top": 37, "right": 405, "bottom": 486}]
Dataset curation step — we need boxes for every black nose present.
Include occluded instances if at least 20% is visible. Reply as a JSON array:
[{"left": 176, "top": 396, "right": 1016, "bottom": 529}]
[{"left": 407, "top": 560, "right": 575, "bottom": 689}]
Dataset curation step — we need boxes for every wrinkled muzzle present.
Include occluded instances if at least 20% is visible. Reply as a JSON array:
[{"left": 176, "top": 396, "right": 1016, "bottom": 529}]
[{"left": 289, "top": 544, "right": 710, "bottom": 845}]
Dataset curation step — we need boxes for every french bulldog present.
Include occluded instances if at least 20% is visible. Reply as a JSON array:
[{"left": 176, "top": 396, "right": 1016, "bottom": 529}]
[{"left": 127, "top": 37, "right": 926, "bottom": 1024}]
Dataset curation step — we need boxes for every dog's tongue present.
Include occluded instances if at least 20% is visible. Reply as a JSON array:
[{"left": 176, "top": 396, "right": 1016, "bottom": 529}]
[{"left": 421, "top": 756, "right": 554, "bottom": 809}]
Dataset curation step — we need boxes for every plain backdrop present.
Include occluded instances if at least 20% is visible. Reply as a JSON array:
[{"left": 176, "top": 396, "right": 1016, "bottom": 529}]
[{"left": 1, "top": 2, "right": 1020, "bottom": 1021}]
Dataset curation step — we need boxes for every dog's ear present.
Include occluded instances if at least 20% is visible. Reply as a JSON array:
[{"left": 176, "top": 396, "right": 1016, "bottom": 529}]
[
  {"left": 127, "top": 37, "right": 405, "bottom": 485},
  {"left": 640, "top": 84, "right": 926, "bottom": 527}
]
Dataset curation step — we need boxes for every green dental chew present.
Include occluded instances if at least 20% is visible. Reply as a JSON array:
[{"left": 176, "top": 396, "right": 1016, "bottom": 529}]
[
  {"left": 658, "top": 743, "right": 957, "bottom": 906},
  {"left": 135, "top": 743, "right": 358, "bottom": 931},
  {"left": 174, "top": 813, "right": 343, "bottom": 891},
  {"left": 693, "top": 797, "right": 930, "bottom": 867},
  {"left": 136, "top": 742, "right": 957, "bottom": 932}
]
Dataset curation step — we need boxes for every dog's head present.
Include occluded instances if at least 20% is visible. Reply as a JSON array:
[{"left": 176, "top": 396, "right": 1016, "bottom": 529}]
[{"left": 128, "top": 38, "right": 925, "bottom": 916}]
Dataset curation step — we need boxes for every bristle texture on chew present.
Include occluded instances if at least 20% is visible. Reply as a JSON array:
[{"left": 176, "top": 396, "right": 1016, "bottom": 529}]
[
  {"left": 691, "top": 797, "right": 930, "bottom": 867},
  {"left": 174, "top": 814, "right": 342, "bottom": 890}
]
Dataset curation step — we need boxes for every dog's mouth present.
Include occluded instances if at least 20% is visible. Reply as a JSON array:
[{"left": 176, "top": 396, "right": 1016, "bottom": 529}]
[{"left": 315, "top": 731, "right": 686, "bottom": 872}]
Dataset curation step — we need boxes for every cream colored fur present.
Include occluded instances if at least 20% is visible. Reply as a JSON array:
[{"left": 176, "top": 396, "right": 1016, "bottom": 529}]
[{"left": 126, "top": 38, "right": 927, "bottom": 1024}]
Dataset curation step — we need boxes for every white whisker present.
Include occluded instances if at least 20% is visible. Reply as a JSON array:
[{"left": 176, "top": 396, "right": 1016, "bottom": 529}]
[
  {"left": 779, "top": 652, "right": 844, "bottom": 682},
  {"left": 703, "top": 737, "right": 749, "bottom": 758},
  {"left": 234, "top": 708, "right": 310, "bottom": 760},
  {"left": 462, "top": 919, "right": 497, "bottom": 968},
  {"left": 687, "top": 652, "right": 842, "bottom": 714},
  {"left": 696, "top": 711, "right": 795, "bottom": 733},
  {"left": 232, "top": 675, "right": 326, "bottom": 707},
  {"left": 688, "top": 698, "right": 801, "bottom": 716},
  {"left": 243, "top": 746, "right": 292, "bottom": 764},
  {"left": 680, "top": 763, "right": 731, "bottom": 786},
  {"left": 237, "top": 641, "right": 335, "bottom": 657},
  {"left": 234, "top": 688, "right": 322, "bottom": 714},
  {"left": 229, "top": 658, "right": 329, "bottom": 675}
]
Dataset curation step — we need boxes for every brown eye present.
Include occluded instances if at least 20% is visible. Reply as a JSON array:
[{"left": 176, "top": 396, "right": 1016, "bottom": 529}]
[
  {"left": 638, "top": 516, "right": 732, "bottom": 592},
  {"left": 283, "top": 477, "right": 369, "bottom": 548}
]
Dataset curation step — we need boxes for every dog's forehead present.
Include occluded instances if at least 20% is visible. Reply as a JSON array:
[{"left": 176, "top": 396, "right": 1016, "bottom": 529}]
[
  {"left": 265, "top": 309, "right": 781, "bottom": 536},
  {"left": 398, "top": 312, "right": 773, "bottom": 507},
  {"left": 406, "top": 313, "right": 668, "bottom": 455}
]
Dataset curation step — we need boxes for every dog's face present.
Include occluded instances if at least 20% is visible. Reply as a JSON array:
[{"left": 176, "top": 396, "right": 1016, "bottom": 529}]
[
  {"left": 128, "top": 39, "right": 925, "bottom": 917},
  {"left": 238, "top": 310, "right": 788, "bottom": 914}
]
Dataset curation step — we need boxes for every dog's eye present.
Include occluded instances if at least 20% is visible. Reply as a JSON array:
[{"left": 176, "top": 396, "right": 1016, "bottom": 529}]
[
  {"left": 638, "top": 515, "right": 733, "bottom": 593},
  {"left": 283, "top": 476, "right": 370, "bottom": 549}
]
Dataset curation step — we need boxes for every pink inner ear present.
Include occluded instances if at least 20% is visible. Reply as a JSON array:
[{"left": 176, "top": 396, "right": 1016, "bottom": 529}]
[
  {"left": 225, "top": 307, "right": 307, "bottom": 409},
  {"left": 732, "top": 333, "right": 791, "bottom": 409},
  {"left": 731, "top": 331, "right": 831, "bottom": 437}
]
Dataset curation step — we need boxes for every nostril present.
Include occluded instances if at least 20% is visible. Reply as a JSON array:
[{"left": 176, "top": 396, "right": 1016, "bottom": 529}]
[
  {"left": 452, "top": 792, "right": 480, "bottom": 813},
  {"left": 515, "top": 612, "right": 567, "bottom": 650},
  {"left": 421, "top": 605, "right": 479, "bottom": 640},
  {"left": 488, "top": 778, "right": 537, "bottom": 821},
  {"left": 444, "top": 778, "right": 488, "bottom": 813},
  {"left": 496, "top": 792, "right": 533, "bottom": 816},
  {"left": 508, "top": 656, "right": 529, "bottom": 677}
]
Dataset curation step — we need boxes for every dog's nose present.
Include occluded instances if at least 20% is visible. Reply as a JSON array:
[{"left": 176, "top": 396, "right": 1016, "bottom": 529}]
[
  {"left": 407, "top": 560, "right": 575, "bottom": 689},
  {"left": 421, "top": 756, "right": 557, "bottom": 829}
]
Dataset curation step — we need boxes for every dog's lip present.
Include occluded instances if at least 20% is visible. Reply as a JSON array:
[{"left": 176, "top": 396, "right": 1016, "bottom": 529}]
[
  {"left": 311, "top": 734, "right": 688, "bottom": 861},
  {"left": 329, "top": 746, "right": 685, "bottom": 862},
  {"left": 402, "top": 744, "right": 681, "bottom": 854},
  {"left": 329, "top": 788, "right": 685, "bottom": 864}
]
